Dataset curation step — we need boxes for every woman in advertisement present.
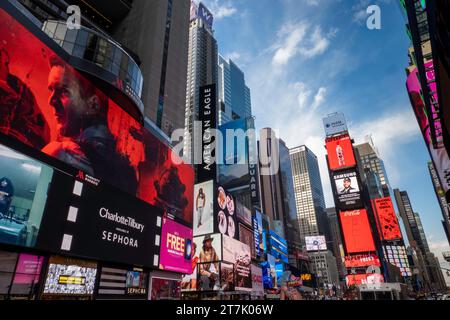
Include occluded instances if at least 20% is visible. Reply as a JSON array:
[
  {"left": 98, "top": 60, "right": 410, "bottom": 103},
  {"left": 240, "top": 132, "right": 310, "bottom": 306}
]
[
  {"left": 198, "top": 235, "right": 219, "bottom": 290},
  {"left": 196, "top": 188, "right": 206, "bottom": 229}
]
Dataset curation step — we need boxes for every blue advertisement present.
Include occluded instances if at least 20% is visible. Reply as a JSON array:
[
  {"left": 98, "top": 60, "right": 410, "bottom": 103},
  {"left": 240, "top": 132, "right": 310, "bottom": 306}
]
[
  {"left": 262, "top": 253, "right": 278, "bottom": 289},
  {"left": 198, "top": 2, "right": 214, "bottom": 29},
  {"left": 256, "top": 211, "right": 267, "bottom": 253},
  {"left": 253, "top": 216, "right": 260, "bottom": 256}
]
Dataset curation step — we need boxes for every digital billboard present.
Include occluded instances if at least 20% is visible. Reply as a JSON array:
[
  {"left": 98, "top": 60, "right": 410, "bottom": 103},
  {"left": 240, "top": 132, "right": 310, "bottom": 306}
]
[
  {"left": 407, "top": 67, "right": 450, "bottom": 197},
  {"left": 11, "top": 254, "right": 44, "bottom": 294},
  {"left": 215, "top": 185, "right": 238, "bottom": 239},
  {"left": 43, "top": 256, "right": 97, "bottom": 296},
  {"left": 159, "top": 217, "right": 193, "bottom": 274},
  {"left": 326, "top": 134, "right": 356, "bottom": 171},
  {"left": 305, "top": 235, "right": 327, "bottom": 251},
  {"left": 251, "top": 264, "right": 264, "bottom": 295},
  {"left": 373, "top": 197, "right": 402, "bottom": 241},
  {"left": 344, "top": 254, "right": 381, "bottom": 268},
  {"left": 220, "top": 262, "right": 234, "bottom": 291},
  {"left": 345, "top": 273, "right": 384, "bottom": 286},
  {"left": 37, "top": 171, "right": 163, "bottom": 268},
  {"left": 97, "top": 266, "right": 148, "bottom": 298},
  {"left": 192, "top": 234, "right": 222, "bottom": 291},
  {"left": 193, "top": 180, "right": 214, "bottom": 236},
  {"left": 0, "top": 8, "right": 194, "bottom": 225},
  {"left": 333, "top": 170, "right": 363, "bottom": 210},
  {"left": 223, "top": 235, "right": 252, "bottom": 291},
  {"left": 340, "top": 209, "right": 376, "bottom": 254},
  {"left": 323, "top": 113, "right": 348, "bottom": 137},
  {"left": 0, "top": 144, "right": 53, "bottom": 248},
  {"left": 238, "top": 223, "right": 255, "bottom": 259},
  {"left": 268, "top": 230, "right": 288, "bottom": 264},
  {"left": 383, "top": 245, "right": 412, "bottom": 277},
  {"left": 198, "top": 2, "right": 214, "bottom": 29},
  {"left": 235, "top": 200, "right": 252, "bottom": 227}
]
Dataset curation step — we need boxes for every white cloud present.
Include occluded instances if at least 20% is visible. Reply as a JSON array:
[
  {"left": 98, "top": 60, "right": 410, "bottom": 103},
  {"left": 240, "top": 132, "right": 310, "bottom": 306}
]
[
  {"left": 200, "top": 0, "right": 238, "bottom": 20},
  {"left": 226, "top": 51, "right": 241, "bottom": 61},
  {"left": 272, "top": 23, "right": 333, "bottom": 70}
]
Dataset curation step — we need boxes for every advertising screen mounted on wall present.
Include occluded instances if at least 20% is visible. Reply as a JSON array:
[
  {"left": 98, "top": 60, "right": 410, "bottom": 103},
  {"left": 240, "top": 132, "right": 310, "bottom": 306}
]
[
  {"left": 326, "top": 134, "right": 356, "bottom": 171},
  {"left": 0, "top": 7, "right": 194, "bottom": 226},
  {"left": 339, "top": 209, "right": 376, "bottom": 254}
]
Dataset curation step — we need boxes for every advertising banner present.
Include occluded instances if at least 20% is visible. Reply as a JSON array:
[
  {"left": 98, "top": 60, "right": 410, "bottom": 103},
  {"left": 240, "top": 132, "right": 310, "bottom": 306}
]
[
  {"left": 43, "top": 256, "right": 97, "bottom": 296},
  {"left": 220, "top": 262, "right": 234, "bottom": 292},
  {"left": 268, "top": 230, "right": 288, "bottom": 263},
  {"left": 407, "top": 67, "right": 450, "bottom": 198},
  {"left": 191, "top": 234, "right": 221, "bottom": 291},
  {"left": 305, "top": 235, "right": 327, "bottom": 251},
  {"left": 255, "top": 210, "right": 267, "bottom": 253},
  {"left": 223, "top": 235, "right": 252, "bottom": 291},
  {"left": 198, "top": 2, "right": 214, "bottom": 29},
  {"left": 197, "top": 84, "right": 217, "bottom": 184},
  {"left": 345, "top": 273, "right": 384, "bottom": 286},
  {"left": 159, "top": 217, "right": 193, "bottom": 274},
  {"left": 235, "top": 200, "right": 252, "bottom": 227},
  {"left": 323, "top": 113, "right": 348, "bottom": 137},
  {"left": 238, "top": 223, "right": 255, "bottom": 259},
  {"left": 0, "top": 8, "right": 194, "bottom": 225},
  {"left": 373, "top": 197, "right": 402, "bottom": 241},
  {"left": 252, "top": 216, "right": 260, "bottom": 257},
  {"left": 0, "top": 144, "right": 53, "bottom": 248},
  {"left": 344, "top": 254, "right": 381, "bottom": 268},
  {"left": 37, "top": 172, "right": 163, "bottom": 268},
  {"left": 97, "top": 267, "right": 148, "bottom": 298},
  {"left": 326, "top": 134, "right": 356, "bottom": 171},
  {"left": 193, "top": 180, "right": 214, "bottom": 236},
  {"left": 215, "top": 185, "right": 238, "bottom": 239},
  {"left": 13, "top": 254, "right": 44, "bottom": 285},
  {"left": 339, "top": 209, "right": 376, "bottom": 254},
  {"left": 251, "top": 264, "right": 264, "bottom": 295},
  {"left": 333, "top": 169, "right": 363, "bottom": 210},
  {"left": 383, "top": 245, "right": 412, "bottom": 277}
]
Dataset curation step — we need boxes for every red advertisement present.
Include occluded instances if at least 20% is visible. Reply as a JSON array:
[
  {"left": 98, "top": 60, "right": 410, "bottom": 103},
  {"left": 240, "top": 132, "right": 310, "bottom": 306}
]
[
  {"left": 344, "top": 254, "right": 381, "bottom": 268},
  {"left": 326, "top": 134, "right": 356, "bottom": 171},
  {"left": 373, "top": 197, "right": 402, "bottom": 241},
  {"left": 339, "top": 209, "right": 376, "bottom": 254},
  {"left": 346, "top": 273, "right": 384, "bottom": 286},
  {"left": 0, "top": 8, "right": 194, "bottom": 224}
]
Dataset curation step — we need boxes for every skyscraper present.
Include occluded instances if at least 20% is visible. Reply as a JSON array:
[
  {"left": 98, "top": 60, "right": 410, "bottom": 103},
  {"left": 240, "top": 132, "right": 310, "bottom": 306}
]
[
  {"left": 217, "top": 55, "right": 252, "bottom": 125},
  {"left": 326, "top": 207, "right": 346, "bottom": 280},
  {"left": 183, "top": 1, "right": 218, "bottom": 163},
  {"left": 428, "top": 161, "right": 450, "bottom": 245},
  {"left": 394, "top": 189, "right": 447, "bottom": 292},
  {"left": 355, "top": 138, "right": 392, "bottom": 197},
  {"left": 289, "top": 145, "right": 327, "bottom": 245}
]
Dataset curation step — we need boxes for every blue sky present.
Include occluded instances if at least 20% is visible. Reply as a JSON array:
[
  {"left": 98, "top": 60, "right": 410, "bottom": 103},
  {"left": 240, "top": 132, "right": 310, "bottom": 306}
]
[{"left": 201, "top": 0, "right": 450, "bottom": 277}]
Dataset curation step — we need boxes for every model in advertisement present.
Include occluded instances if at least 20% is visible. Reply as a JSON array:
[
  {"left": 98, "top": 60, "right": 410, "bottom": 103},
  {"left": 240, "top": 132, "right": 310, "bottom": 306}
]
[
  {"left": 196, "top": 188, "right": 206, "bottom": 229},
  {"left": 336, "top": 142, "right": 345, "bottom": 166},
  {"left": 181, "top": 242, "right": 199, "bottom": 290},
  {"left": 339, "top": 177, "right": 355, "bottom": 194},
  {"left": 42, "top": 55, "right": 139, "bottom": 194},
  {"left": 0, "top": 177, "right": 14, "bottom": 218},
  {"left": 0, "top": 48, "right": 50, "bottom": 149},
  {"left": 198, "top": 235, "right": 219, "bottom": 290}
]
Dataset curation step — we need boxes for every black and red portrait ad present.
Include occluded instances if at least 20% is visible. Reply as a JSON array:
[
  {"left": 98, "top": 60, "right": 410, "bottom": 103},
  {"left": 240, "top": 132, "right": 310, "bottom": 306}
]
[{"left": 0, "top": 8, "right": 194, "bottom": 225}]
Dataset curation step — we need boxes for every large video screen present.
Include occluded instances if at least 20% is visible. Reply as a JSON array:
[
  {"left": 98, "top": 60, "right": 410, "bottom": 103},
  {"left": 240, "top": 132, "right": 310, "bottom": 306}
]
[
  {"left": 0, "top": 8, "right": 194, "bottom": 225},
  {"left": 159, "top": 217, "right": 193, "bottom": 274},
  {"left": 0, "top": 144, "right": 53, "bottom": 248},
  {"left": 193, "top": 180, "right": 214, "bottom": 236},
  {"left": 215, "top": 185, "right": 238, "bottom": 239},
  {"left": 222, "top": 235, "right": 252, "bottom": 291},
  {"left": 373, "top": 197, "right": 402, "bottom": 241},
  {"left": 339, "top": 209, "right": 376, "bottom": 254},
  {"left": 345, "top": 273, "right": 384, "bottom": 286},
  {"left": 344, "top": 254, "right": 381, "bottom": 268},
  {"left": 326, "top": 134, "right": 356, "bottom": 171},
  {"left": 333, "top": 170, "right": 363, "bottom": 210},
  {"left": 305, "top": 235, "right": 327, "bottom": 251},
  {"left": 43, "top": 256, "right": 97, "bottom": 296}
]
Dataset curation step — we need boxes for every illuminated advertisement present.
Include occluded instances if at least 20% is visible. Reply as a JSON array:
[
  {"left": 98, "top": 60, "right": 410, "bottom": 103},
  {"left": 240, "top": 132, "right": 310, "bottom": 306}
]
[
  {"left": 262, "top": 253, "right": 277, "bottom": 289},
  {"left": 235, "top": 200, "right": 252, "bottom": 227},
  {"left": 305, "top": 235, "right": 327, "bottom": 251},
  {"left": 340, "top": 209, "right": 376, "bottom": 254},
  {"left": 43, "top": 256, "right": 97, "bottom": 296},
  {"left": 215, "top": 185, "right": 238, "bottom": 239},
  {"left": 197, "top": 2, "right": 214, "bottom": 29},
  {"left": 223, "top": 235, "right": 252, "bottom": 291},
  {"left": 193, "top": 180, "right": 214, "bottom": 236},
  {"left": 255, "top": 210, "right": 266, "bottom": 253},
  {"left": 333, "top": 170, "right": 363, "bottom": 210},
  {"left": 373, "top": 197, "right": 402, "bottom": 241},
  {"left": 192, "top": 234, "right": 221, "bottom": 291},
  {"left": 424, "top": 60, "right": 444, "bottom": 147},
  {"left": 37, "top": 172, "right": 163, "bottom": 268},
  {"left": 268, "top": 230, "right": 288, "bottom": 263},
  {"left": 323, "top": 113, "right": 348, "bottom": 137},
  {"left": 238, "top": 223, "right": 255, "bottom": 259},
  {"left": 13, "top": 254, "right": 44, "bottom": 285},
  {"left": 344, "top": 254, "right": 381, "bottom": 268},
  {"left": 220, "top": 262, "right": 234, "bottom": 291},
  {"left": 0, "top": 144, "right": 53, "bottom": 247},
  {"left": 345, "top": 273, "right": 384, "bottom": 286},
  {"left": 97, "top": 266, "right": 148, "bottom": 298},
  {"left": 326, "top": 134, "right": 356, "bottom": 171},
  {"left": 383, "top": 245, "right": 412, "bottom": 277},
  {"left": 253, "top": 216, "right": 260, "bottom": 256},
  {"left": 159, "top": 217, "right": 193, "bottom": 274},
  {"left": 407, "top": 67, "right": 450, "bottom": 196},
  {"left": 0, "top": 8, "right": 194, "bottom": 225},
  {"left": 251, "top": 264, "right": 264, "bottom": 295}
]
